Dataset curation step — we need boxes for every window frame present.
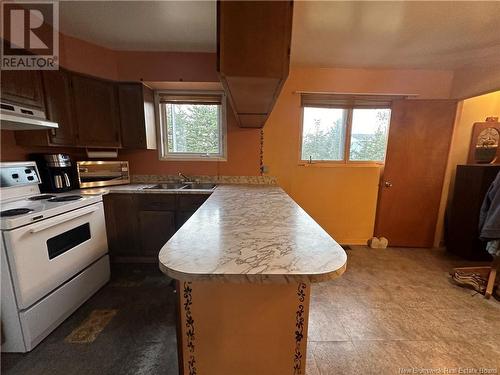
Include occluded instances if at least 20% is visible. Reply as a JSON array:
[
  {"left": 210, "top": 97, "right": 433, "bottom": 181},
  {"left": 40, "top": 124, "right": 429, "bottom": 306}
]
[
  {"left": 156, "top": 90, "right": 228, "bottom": 161},
  {"left": 299, "top": 106, "right": 392, "bottom": 165}
]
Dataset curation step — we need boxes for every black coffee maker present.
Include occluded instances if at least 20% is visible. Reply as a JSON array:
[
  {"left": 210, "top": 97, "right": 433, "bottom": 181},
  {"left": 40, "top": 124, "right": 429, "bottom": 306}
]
[{"left": 31, "top": 154, "right": 77, "bottom": 193}]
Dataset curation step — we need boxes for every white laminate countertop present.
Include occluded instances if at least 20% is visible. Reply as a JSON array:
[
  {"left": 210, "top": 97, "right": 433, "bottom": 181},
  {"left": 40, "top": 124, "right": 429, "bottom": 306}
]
[{"left": 158, "top": 184, "right": 347, "bottom": 283}]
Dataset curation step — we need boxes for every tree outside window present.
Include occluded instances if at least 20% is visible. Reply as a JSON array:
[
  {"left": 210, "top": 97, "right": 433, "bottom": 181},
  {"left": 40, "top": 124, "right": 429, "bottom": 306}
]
[
  {"left": 301, "top": 106, "right": 391, "bottom": 163},
  {"left": 158, "top": 92, "right": 226, "bottom": 161}
]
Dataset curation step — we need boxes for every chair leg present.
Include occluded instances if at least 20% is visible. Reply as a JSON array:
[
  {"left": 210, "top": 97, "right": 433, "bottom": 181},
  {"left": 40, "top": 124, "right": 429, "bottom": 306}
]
[
  {"left": 485, "top": 256, "right": 500, "bottom": 299},
  {"left": 485, "top": 267, "right": 497, "bottom": 299}
]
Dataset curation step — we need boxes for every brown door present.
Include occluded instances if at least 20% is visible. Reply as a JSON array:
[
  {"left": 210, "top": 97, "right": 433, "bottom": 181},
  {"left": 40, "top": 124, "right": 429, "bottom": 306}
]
[{"left": 374, "top": 100, "right": 457, "bottom": 247}]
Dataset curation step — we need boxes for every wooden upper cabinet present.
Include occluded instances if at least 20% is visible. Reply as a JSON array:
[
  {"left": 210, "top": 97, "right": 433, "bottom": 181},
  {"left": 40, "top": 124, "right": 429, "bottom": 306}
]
[
  {"left": 0, "top": 70, "right": 45, "bottom": 110},
  {"left": 14, "top": 69, "right": 78, "bottom": 147},
  {"left": 71, "top": 73, "right": 121, "bottom": 148},
  {"left": 42, "top": 69, "right": 77, "bottom": 146},
  {"left": 118, "top": 83, "right": 157, "bottom": 150},
  {"left": 217, "top": 0, "right": 293, "bottom": 128}
]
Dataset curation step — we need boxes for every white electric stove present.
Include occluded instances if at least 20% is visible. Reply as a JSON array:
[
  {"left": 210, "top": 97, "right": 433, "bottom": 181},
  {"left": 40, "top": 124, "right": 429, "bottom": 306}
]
[{"left": 1, "top": 161, "right": 110, "bottom": 352}]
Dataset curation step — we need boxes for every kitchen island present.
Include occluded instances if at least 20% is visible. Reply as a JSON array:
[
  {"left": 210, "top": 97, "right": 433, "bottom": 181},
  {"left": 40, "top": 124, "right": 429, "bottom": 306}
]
[{"left": 159, "top": 185, "right": 347, "bottom": 375}]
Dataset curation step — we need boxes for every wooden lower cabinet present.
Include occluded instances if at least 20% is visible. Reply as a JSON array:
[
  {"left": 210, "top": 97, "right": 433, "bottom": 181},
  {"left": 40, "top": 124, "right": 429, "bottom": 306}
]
[
  {"left": 103, "top": 193, "right": 209, "bottom": 262},
  {"left": 176, "top": 194, "right": 210, "bottom": 230},
  {"left": 138, "top": 210, "right": 176, "bottom": 257},
  {"left": 176, "top": 210, "right": 196, "bottom": 230},
  {"left": 103, "top": 194, "right": 140, "bottom": 258}
]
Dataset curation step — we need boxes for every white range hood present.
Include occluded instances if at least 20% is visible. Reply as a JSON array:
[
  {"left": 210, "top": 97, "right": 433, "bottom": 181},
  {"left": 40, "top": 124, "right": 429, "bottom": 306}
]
[{"left": 0, "top": 102, "right": 58, "bottom": 131}]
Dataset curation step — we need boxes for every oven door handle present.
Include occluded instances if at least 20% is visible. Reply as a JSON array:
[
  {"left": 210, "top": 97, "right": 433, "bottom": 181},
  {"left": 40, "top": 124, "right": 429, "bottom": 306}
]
[{"left": 29, "top": 206, "right": 99, "bottom": 234}]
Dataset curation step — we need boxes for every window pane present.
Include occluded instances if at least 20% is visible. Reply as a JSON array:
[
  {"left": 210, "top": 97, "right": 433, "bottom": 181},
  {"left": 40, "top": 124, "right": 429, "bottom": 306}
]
[
  {"left": 166, "top": 103, "right": 220, "bottom": 154},
  {"left": 301, "top": 107, "right": 347, "bottom": 161},
  {"left": 349, "top": 108, "right": 391, "bottom": 162}
]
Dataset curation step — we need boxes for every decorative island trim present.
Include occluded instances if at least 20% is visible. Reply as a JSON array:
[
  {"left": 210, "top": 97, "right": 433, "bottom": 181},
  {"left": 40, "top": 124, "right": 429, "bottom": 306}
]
[
  {"left": 293, "top": 283, "right": 307, "bottom": 374},
  {"left": 183, "top": 282, "right": 197, "bottom": 375}
]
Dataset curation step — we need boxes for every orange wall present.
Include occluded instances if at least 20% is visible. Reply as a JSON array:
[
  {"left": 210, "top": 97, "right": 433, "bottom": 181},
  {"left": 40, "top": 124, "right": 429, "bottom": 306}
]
[
  {"left": 117, "top": 108, "right": 261, "bottom": 176},
  {"left": 59, "top": 33, "right": 219, "bottom": 83},
  {"left": 115, "top": 51, "right": 219, "bottom": 82},
  {"left": 263, "top": 67, "right": 454, "bottom": 244},
  {"left": 59, "top": 33, "right": 118, "bottom": 80},
  {"left": 1, "top": 33, "right": 261, "bottom": 176}
]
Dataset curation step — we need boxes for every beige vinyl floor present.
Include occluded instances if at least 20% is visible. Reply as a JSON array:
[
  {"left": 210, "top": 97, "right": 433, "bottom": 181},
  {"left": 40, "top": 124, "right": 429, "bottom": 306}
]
[{"left": 306, "top": 246, "right": 500, "bottom": 375}]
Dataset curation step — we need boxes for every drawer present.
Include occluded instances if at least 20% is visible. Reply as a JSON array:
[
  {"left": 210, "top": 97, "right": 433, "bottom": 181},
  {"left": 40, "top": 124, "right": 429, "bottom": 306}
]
[
  {"left": 177, "top": 194, "right": 210, "bottom": 210},
  {"left": 136, "top": 194, "right": 176, "bottom": 211}
]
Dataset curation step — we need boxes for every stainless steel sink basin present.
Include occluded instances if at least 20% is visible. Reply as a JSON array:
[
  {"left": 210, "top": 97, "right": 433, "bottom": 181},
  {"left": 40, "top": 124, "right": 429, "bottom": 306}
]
[
  {"left": 144, "top": 183, "right": 187, "bottom": 190},
  {"left": 182, "top": 183, "right": 217, "bottom": 190}
]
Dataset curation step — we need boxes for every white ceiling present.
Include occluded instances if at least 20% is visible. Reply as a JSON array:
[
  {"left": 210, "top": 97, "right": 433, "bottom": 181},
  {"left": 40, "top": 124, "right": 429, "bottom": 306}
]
[
  {"left": 59, "top": 1, "right": 216, "bottom": 52},
  {"left": 58, "top": 1, "right": 500, "bottom": 70},
  {"left": 291, "top": 1, "right": 500, "bottom": 70}
]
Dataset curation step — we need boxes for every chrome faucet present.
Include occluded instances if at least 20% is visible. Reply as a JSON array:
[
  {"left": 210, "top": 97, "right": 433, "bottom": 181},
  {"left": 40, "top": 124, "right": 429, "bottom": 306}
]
[{"left": 178, "top": 172, "right": 191, "bottom": 182}]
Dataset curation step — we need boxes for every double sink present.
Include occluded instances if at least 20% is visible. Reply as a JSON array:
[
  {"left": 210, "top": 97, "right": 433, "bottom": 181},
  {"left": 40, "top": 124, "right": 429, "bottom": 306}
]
[{"left": 144, "top": 182, "right": 217, "bottom": 191}]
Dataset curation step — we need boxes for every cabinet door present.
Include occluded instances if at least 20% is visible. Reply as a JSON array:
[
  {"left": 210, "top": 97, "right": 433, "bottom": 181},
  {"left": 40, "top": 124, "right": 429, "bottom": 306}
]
[
  {"left": 71, "top": 74, "right": 121, "bottom": 147},
  {"left": 118, "top": 83, "right": 156, "bottom": 150},
  {"left": 176, "top": 210, "right": 196, "bottom": 230},
  {"left": 138, "top": 210, "right": 176, "bottom": 257},
  {"left": 118, "top": 83, "right": 146, "bottom": 149},
  {"left": 42, "top": 69, "right": 77, "bottom": 146},
  {"left": 176, "top": 194, "right": 210, "bottom": 229},
  {"left": 0, "top": 70, "right": 44, "bottom": 109},
  {"left": 103, "top": 194, "right": 140, "bottom": 257}
]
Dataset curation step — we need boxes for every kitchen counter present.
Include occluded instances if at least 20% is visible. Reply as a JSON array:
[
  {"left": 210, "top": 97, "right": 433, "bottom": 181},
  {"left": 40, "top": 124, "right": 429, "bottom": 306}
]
[
  {"left": 159, "top": 184, "right": 347, "bottom": 283},
  {"left": 158, "top": 184, "right": 347, "bottom": 375},
  {"left": 78, "top": 183, "right": 214, "bottom": 195}
]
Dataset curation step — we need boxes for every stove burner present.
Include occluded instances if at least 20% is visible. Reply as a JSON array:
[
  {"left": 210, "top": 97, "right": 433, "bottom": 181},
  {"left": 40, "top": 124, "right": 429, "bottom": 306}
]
[
  {"left": 0, "top": 208, "right": 34, "bottom": 217},
  {"left": 28, "top": 194, "right": 56, "bottom": 201},
  {"left": 48, "top": 195, "right": 83, "bottom": 202}
]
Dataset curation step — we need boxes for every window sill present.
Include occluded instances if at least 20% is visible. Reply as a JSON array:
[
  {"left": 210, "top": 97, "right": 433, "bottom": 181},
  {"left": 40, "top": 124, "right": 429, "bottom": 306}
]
[
  {"left": 160, "top": 156, "right": 227, "bottom": 162},
  {"left": 298, "top": 161, "right": 383, "bottom": 168}
]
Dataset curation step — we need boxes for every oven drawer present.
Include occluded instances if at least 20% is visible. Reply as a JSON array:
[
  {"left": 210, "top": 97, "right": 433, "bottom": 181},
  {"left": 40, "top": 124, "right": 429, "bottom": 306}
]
[
  {"left": 3, "top": 202, "right": 108, "bottom": 309},
  {"left": 19, "top": 255, "right": 110, "bottom": 352}
]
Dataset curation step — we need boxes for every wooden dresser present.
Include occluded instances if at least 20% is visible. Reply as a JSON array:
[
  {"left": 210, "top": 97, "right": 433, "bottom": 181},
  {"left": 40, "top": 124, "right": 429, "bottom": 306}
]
[{"left": 446, "top": 164, "right": 500, "bottom": 260}]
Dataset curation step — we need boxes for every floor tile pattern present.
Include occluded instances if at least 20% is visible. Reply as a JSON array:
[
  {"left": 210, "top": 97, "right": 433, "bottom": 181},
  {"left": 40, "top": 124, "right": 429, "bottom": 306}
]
[{"left": 306, "top": 247, "right": 500, "bottom": 375}]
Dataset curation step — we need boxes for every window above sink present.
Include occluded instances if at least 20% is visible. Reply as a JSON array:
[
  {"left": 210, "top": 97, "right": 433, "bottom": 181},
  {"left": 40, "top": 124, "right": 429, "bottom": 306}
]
[{"left": 156, "top": 91, "right": 227, "bottom": 162}]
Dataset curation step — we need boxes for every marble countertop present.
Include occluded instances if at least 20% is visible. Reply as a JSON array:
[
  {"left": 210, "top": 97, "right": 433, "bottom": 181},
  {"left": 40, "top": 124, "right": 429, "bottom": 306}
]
[{"left": 159, "top": 185, "right": 347, "bottom": 283}]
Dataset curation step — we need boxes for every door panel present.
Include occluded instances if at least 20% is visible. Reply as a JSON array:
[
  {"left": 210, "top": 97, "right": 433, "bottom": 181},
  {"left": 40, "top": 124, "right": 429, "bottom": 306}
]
[{"left": 374, "top": 100, "right": 457, "bottom": 247}]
